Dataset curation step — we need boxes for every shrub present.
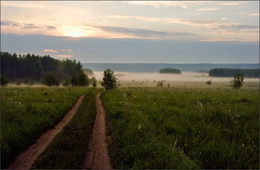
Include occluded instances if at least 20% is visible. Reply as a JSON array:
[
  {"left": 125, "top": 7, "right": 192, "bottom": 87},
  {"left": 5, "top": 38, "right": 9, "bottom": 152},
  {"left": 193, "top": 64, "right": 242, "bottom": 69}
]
[
  {"left": 93, "top": 81, "right": 97, "bottom": 87},
  {"left": 24, "top": 77, "right": 29, "bottom": 84},
  {"left": 231, "top": 73, "right": 244, "bottom": 90},
  {"left": 1, "top": 74, "right": 9, "bottom": 86},
  {"left": 43, "top": 72, "right": 59, "bottom": 86},
  {"left": 16, "top": 80, "right": 22, "bottom": 86},
  {"left": 63, "top": 78, "right": 70, "bottom": 87},
  {"left": 157, "top": 81, "right": 164, "bottom": 87},
  {"left": 206, "top": 80, "right": 212, "bottom": 85}
]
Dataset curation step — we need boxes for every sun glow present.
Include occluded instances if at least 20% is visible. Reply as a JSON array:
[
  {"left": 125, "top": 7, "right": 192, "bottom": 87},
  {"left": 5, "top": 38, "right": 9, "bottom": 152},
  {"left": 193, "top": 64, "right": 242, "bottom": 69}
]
[{"left": 62, "top": 26, "right": 87, "bottom": 37}]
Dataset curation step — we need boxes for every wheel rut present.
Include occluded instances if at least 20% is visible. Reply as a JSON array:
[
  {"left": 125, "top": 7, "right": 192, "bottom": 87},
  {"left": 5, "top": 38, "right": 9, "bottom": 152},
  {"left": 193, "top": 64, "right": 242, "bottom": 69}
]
[
  {"left": 8, "top": 95, "right": 85, "bottom": 169},
  {"left": 83, "top": 93, "right": 112, "bottom": 169}
]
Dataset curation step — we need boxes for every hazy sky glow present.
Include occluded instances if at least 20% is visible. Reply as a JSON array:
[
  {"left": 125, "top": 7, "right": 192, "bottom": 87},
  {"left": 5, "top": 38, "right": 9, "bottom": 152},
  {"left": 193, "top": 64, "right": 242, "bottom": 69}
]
[{"left": 1, "top": 1, "right": 259, "bottom": 63}]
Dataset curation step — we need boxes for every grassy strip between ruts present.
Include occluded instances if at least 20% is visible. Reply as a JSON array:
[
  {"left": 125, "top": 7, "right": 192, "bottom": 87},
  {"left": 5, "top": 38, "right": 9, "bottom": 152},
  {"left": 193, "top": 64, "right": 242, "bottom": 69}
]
[
  {"left": 32, "top": 90, "right": 97, "bottom": 169},
  {"left": 1, "top": 87, "right": 92, "bottom": 169},
  {"left": 101, "top": 87, "right": 259, "bottom": 169}
]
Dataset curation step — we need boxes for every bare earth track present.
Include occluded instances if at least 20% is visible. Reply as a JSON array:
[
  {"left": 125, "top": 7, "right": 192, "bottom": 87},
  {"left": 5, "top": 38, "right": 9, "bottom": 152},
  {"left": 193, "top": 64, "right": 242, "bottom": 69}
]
[
  {"left": 83, "top": 94, "right": 112, "bottom": 169},
  {"left": 8, "top": 95, "right": 85, "bottom": 169}
]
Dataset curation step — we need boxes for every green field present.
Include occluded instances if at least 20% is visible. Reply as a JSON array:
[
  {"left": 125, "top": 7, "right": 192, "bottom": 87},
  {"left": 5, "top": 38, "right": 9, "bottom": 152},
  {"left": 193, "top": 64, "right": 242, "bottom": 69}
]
[
  {"left": 101, "top": 87, "right": 259, "bottom": 169},
  {"left": 0, "top": 87, "right": 92, "bottom": 168},
  {"left": 1, "top": 85, "right": 259, "bottom": 169}
]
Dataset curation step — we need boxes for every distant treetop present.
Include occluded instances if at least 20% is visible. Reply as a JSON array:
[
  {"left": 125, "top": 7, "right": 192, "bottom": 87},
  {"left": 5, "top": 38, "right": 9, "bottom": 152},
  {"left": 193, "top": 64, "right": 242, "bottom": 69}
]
[
  {"left": 159, "top": 68, "right": 181, "bottom": 74},
  {"left": 209, "top": 68, "right": 259, "bottom": 78}
]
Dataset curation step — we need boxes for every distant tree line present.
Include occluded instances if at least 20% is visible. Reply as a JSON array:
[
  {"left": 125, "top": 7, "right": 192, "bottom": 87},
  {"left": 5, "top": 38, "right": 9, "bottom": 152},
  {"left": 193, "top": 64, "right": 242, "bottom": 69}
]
[
  {"left": 0, "top": 51, "right": 90, "bottom": 86},
  {"left": 159, "top": 68, "right": 181, "bottom": 74},
  {"left": 209, "top": 68, "right": 259, "bottom": 78}
]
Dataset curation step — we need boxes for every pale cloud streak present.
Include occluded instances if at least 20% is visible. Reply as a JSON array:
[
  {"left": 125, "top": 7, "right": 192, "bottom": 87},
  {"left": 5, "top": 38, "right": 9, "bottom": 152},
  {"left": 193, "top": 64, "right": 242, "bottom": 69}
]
[
  {"left": 106, "top": 15, "right": 258, "bottom": 41},
  {"left": 107, "top": 15, "right": 258, "bottom": 32},
  {"left": 91, "top": 25, "right": 205, "bottom": 40},
  {"left": 196, "top": 7, "right": 219, "bottom": 12},
  {"left": 1, "top": 20, "right": 56, "bottom": 31},
  {"left": 61, "top": 49, "right": 72, "bottom": 52},
  {"left": 250, "top": 13, "right": 260, "bottom": 16},
  {"left": 55, "top": 55, "right": 72, "bottom": 58},
  {"left": 220, "top": 2, "right": 248, "bottom": 6},
  {"left": 44, "top": 49, "right": 57, "bottom": 53},
  {"left": 127, "top": 1, "right": 205, "bottom": 9}
]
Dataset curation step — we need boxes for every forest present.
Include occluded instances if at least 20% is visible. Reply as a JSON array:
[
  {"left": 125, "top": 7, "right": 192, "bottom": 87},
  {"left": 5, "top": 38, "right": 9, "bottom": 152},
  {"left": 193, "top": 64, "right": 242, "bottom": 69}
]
[
  {"left": 0, "top": 51, "right": 85, "bottom": 85},
  {"left": 209, "top": 68, "right": 259, "bottom": 78}
]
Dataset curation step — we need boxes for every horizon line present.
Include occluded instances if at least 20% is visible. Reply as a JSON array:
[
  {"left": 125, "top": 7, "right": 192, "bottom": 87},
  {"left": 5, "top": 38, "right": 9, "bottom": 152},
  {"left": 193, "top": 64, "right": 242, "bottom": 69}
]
[{"left": 83, "top": 62, "right": 259, "bottom": 64}]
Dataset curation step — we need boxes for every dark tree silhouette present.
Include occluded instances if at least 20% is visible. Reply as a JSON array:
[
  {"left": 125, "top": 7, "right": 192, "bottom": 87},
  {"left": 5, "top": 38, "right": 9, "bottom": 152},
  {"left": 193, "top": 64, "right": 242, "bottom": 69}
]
[
  {"left": 0, "top": 51, "right": 84, "bottom": 83},
  {"left": 101, "top": 69, "right": 117, "bottom": 90},
  {"left": 231, "top": 73, "right": 244, "bottom": 90},
  {"left": 1, "top": 74, "right": 9, "bottom": 86},
  {"left": 43, "top": 72, "right": 59, "bottom": 86},
  {"left": 77, "top": 70, "right": 89, "bottom": 86}
]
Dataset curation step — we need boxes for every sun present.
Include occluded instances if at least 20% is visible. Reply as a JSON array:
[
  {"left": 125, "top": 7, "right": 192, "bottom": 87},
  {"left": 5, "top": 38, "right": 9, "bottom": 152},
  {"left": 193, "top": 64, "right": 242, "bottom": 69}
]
[{"left": 62, "top": 26, "right": 86, "bottom": 37}]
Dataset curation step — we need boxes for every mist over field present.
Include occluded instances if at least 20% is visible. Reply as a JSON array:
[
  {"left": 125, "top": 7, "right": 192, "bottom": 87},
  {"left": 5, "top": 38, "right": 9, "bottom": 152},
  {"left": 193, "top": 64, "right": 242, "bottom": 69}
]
[{"left": 93, "top": 71, "right": 259, "bottom": 82}]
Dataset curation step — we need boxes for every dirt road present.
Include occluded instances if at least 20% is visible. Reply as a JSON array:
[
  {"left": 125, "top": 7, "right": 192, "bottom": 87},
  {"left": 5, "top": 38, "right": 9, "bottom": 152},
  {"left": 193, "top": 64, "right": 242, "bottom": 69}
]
[
  {"left": 83, "top": 94, "right": 112, "bottom": 169},
  {"left": 8, "top": 95, "right": 85, "bottom": 169}
]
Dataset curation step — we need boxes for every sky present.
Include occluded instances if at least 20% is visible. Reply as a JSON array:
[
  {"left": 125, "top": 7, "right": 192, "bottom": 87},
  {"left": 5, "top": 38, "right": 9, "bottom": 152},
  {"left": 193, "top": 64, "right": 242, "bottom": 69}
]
[{"left": 1, "top": 1, "right": 259, "bottom": 63}]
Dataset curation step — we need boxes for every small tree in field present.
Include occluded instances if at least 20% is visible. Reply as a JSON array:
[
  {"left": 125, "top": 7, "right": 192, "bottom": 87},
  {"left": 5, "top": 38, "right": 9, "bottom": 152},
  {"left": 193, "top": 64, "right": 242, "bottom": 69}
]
[
  {"left": 101, "top": 69, "right": 117, "bottom": 90},
  {"left": 231, "top": 73, "right": 244, "bottom": 90}
]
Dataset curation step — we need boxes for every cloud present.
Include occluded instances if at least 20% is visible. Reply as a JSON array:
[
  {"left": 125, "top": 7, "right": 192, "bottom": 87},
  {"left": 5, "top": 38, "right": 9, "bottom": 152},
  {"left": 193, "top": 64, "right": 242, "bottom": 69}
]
[
  {"left": 61, "top": 49, "right": 72, "bottom": 52},
  {"left": 91, "top": 25, "right": 205, "bottom": 40},
  {"left": 44, "top": 49, "right": 57, "bottom": 52},
  {"left": 127, "top": 1, "right": 205, "bottom": 9},
  {"left": 23, "top": 24, "right": 41, "bottom": 29},
  {"left": 55, "top": 55, "right": 72, "bottom": 58},
  {"left": 107, "top": 15, "right": 259, "bottom": 35},
  {"left": 220, "top": 2, "right": 248, "bottom": 6},
  {"left": 250, "top": 13, "right": 260, "bottom": 16},
  {"left": 1, "top": 20, "right": 56, "bottom": 30},
  {"left": 215, "top": 24, "right": 259, "bottom": 33},
  {"left": 45, "top": 26, "right": 56, "bottom": 30},
  {"left": 196, "top": 7, "right": 219, "bottom": 12},
  {"left": 1, "top": 20, "right": 21, "bottom": 27},
  {"left": 95, "top": 26, "right": 168, "bottom": 37},
  {"left": 2, "top": 1, "right": 46, "bottom": 9},
  {"left": 192, "top": 13, "right": 200, "bottom": 16}
]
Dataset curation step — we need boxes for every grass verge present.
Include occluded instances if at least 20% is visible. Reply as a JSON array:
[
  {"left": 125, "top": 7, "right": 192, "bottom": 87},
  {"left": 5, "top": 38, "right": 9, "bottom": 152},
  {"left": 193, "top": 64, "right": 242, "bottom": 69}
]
[
  {"left": 101, "top": 87, "right": 259, "bottom": 169},
  {"left": 32, "top": 90, "right": 97, "bottom": 169},
  {"left": 1, "top": 87, "right": 91, "bottom": 168}
]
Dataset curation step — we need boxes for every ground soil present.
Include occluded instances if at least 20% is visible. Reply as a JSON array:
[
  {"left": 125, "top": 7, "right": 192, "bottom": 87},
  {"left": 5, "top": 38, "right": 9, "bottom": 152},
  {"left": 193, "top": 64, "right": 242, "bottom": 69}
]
[
  {"left": 83, "top": 94, "right": 112, "bottom": 169},
  {"left": 8, "top": 95, "right": 85, "bottom": 169}
]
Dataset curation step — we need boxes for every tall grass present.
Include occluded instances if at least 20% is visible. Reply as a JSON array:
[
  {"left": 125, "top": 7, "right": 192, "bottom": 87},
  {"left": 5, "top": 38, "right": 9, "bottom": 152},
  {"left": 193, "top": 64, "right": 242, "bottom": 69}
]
[
  {"left": 1, "top": 87, "right": 91, "bottom": 168},
  {"left": 101, "top": 87, "right": 259, "bottom": 169},
  {"left": 32, "top": 90, "right": 97, "bottom": 169}
]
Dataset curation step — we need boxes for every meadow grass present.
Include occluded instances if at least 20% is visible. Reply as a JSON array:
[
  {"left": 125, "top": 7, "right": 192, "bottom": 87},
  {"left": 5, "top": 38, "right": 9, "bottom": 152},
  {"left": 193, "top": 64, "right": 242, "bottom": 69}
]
[
  {"left": 32, "top": 90, "right": 97, "bottom": 169},
  {"left": 0, "top": 87, "right": 92, "bottom": 168},
  {"left": 101, "top": 87, "right": 259, "bottom": 169}
]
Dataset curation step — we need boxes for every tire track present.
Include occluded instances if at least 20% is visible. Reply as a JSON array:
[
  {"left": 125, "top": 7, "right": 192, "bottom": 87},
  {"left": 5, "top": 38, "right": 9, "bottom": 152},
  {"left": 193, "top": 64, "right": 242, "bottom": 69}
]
[
  {"left": 83, "top": 94, "right": 112, "bottom": 169},
  {"left": 8, "top": 95, "right": 85, "bottom": 169}
]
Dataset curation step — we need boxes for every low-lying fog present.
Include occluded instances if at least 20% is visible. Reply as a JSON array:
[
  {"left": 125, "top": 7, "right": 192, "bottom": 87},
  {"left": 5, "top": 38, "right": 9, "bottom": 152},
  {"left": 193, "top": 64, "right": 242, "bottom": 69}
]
[{"left": 94, "top": 71, "right": 258, "bottom": 83}]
